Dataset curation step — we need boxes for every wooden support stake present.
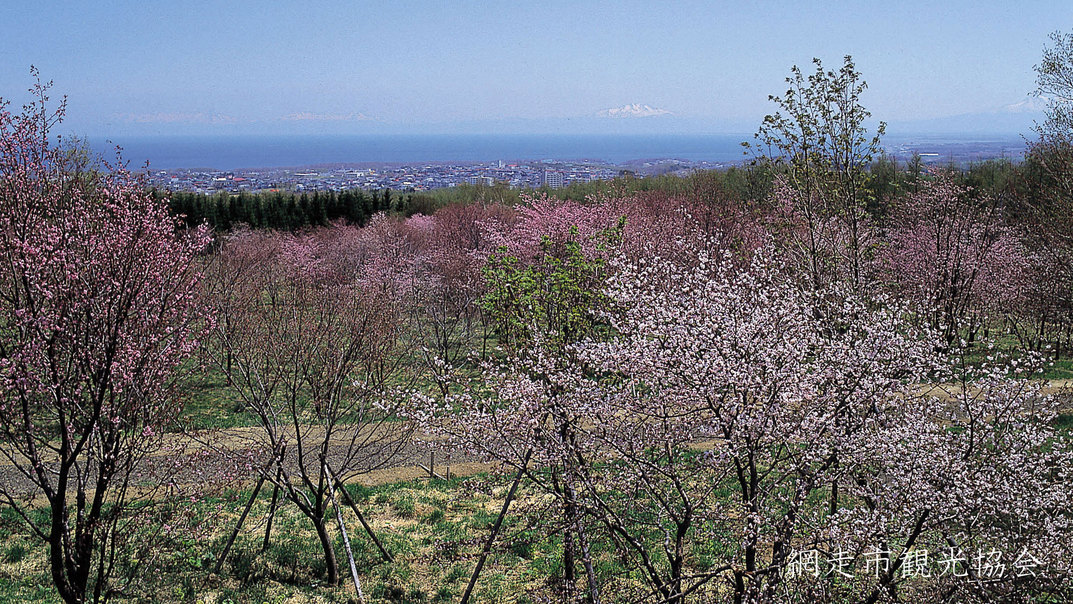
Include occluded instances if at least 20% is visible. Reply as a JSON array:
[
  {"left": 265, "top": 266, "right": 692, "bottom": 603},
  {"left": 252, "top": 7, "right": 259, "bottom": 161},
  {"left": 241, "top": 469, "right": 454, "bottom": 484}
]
[
  {"left": 326, "top": 464, "right": 394, "bottom": 563},
  {"left": 213, "top": 474, "right": 266, "bottom": 575},
  {"left": 459, "top": 449, "right": 532, "bottom": 604},
  {"left": 418, "top": 463, "right": 446, "bottom": 481},
  {"left": 261, "top": 477, "right": 281, "bottom": 552},
  {"left": 326, "top": 464, "right": 366, "bottom": 604}
]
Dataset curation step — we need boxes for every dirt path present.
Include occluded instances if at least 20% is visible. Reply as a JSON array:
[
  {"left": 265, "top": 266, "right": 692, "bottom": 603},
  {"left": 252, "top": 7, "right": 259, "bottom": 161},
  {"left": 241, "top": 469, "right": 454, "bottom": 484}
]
[
  {"left": 3, "top": 379, "right": 1070, "bottom": 498},
  {"left": 0, "top": 426, "right": 489, "bottom": 499}
]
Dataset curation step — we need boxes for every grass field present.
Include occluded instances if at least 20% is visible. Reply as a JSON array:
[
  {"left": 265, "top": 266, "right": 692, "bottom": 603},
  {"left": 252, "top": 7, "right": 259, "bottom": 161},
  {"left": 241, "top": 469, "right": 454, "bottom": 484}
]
[
  {"left": 0, "top": 462, "right": 754, "bottom": 603},
  {"left": 4, "top": 343, "right": 1070, "bottom": 603},
  {"left": 0, "top": 473, "right": 571, "bottom": 603}
]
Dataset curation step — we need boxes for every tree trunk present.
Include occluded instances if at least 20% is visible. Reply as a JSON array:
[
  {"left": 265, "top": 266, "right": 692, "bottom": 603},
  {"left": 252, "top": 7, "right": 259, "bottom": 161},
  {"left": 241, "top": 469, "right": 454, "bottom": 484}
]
[{"left": 575, "top": 516, "right": 600, "bottom": 604}]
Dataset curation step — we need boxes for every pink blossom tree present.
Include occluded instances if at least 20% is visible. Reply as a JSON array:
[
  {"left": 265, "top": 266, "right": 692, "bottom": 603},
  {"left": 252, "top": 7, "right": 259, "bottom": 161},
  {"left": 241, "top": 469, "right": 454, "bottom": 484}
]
[
  {"left": 1006, "top": 248, "right": 1073, "bottom": 355},
  {"left": 580, "top": 242, "right": 1071, "bottom": 602},
  {"left": 880, "top": 172, "right": 1029, "bottom": 346},
  {"left": 570, "top": 243, "right": 946, "bottom": 602},
  {"left": 203, "top": 227, "right": 413, "bottom": 588},
  {"left": 818, "top": 354, "right": 1073, "bottom": 603},
  {"left": 0, "top": 74, "right": 210, "bottom": 603},
  {"left": 407, "top": 203, "right": 514, "bottom": 383},
  {"left": 417, "top": 208, "right": 626, "bottom": 601}
]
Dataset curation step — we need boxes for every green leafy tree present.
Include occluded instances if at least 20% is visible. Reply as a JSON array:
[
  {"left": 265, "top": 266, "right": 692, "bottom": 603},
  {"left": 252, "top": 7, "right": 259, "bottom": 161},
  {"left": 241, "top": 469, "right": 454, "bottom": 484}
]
[
  {"left": 476, "top": 222, "right": 621, "bottom": 600},
  {"left": 481, "top": 224, "right": 620, "bottom": 355},
  {"left": 748, "top": 55, "right": 885, "bottom": 291},
  {"left": 1035, "top": 30, "right": 1073, "bottom": 138},
  {"left": 1028, "top": 30, "right": 1073, "bottom": 248},
  {"left": 1017, "top": 31, "right": 1073, "bottom": 356}
]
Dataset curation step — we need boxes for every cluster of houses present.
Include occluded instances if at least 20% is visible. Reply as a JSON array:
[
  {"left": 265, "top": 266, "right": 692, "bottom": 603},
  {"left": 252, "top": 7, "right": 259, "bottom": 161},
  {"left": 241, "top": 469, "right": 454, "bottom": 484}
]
[{"left": 147, "top": 159, "right": 642, "bottom": 194}]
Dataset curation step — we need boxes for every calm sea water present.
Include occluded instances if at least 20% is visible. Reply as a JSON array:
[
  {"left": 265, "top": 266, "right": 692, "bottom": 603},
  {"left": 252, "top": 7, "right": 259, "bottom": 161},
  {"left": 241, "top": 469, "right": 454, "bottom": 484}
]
[
  {"left": 87, "top": 133, "right": 1030, "bottom": 172},
  {"left": 89, "top": 134, "right": 755, "bottom": 171}
]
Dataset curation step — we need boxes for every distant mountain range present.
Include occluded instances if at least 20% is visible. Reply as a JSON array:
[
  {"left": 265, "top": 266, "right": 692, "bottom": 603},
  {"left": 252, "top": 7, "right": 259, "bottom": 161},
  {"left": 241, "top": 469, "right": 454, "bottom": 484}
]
[{"left": 884, "top": 97, "right": 1046, "bottom": 137}]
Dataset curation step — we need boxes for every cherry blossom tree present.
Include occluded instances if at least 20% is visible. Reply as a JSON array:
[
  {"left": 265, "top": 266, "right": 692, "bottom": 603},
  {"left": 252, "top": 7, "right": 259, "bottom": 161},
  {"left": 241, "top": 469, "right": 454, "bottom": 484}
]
[
  {"left": 0, "top": 74, "right": 210, "bottom": 603},
  {"left": 880, "top": 172, "right": 1029, "bottom": 347},
  {"left": 1005, "top": 248, "right": 1073, "bottom": 356},
  {"left": 815, "top": 354, "right": 1073, "bottom": 604},
  {"left": 421, "top": 229, "right": 1073, "bottom": 602},
  {"left": 583, "top": 242, "right": 1071, "bottom": 603},
  {"left": 416, "top": 211, "right": 628, "bottom": 602},
  {"left": 203, "top": 227, "right": 413, "bottom": 587},
  {"left": 571, "top": 242, "right": 947, "bottom": 602},
  {"left": 407, "top": 203, "right": 514, "bottom": 384}
]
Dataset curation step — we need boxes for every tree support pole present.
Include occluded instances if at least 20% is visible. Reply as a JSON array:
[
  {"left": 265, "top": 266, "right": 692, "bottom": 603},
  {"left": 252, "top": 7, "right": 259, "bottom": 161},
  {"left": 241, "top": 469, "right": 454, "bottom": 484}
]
[
  {"left": 261, "top": 474, "right": 282, "bottom": 552},
  {"left": 326, "top": 464, "right": 394, "bottom": 563},
  {"left": 459, "top": 449, "right": 533, "bottom": 604},
  {"left": 327, "top": 463, "right": 366, "bottom": 604},
  {"left": 213, "top": 474, "right": 266, "bottom": 575},
  {"left": 418, "top": 464, "right": 446, "bottom": 481}
]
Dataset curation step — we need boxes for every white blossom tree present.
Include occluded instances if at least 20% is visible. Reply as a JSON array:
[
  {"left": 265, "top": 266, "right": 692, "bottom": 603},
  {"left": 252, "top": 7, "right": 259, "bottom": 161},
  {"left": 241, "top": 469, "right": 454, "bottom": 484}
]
[{"left": 420, "top": 235, "right": 1073, "bottom": 603}]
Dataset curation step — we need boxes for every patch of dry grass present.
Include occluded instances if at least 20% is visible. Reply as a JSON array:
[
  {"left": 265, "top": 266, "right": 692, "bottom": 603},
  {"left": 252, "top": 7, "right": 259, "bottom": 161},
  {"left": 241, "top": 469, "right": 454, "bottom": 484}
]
[{"left": 0, "top": 470, "right": 573, "bottom": 603}]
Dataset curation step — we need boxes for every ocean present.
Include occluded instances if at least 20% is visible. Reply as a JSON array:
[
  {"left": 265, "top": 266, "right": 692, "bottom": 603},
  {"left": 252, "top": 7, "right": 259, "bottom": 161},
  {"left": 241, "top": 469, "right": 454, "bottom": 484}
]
[
  {"left": 86, "top": 133, "right": 1030, "bottom": 172},
  {"left": 88, "top": 134, "right": 756, "bottom": 171}
]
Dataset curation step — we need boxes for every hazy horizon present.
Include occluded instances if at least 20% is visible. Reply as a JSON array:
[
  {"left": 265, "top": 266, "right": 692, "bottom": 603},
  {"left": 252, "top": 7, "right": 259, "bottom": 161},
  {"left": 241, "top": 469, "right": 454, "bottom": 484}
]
[{"left": 77, "top": 131, "right": 1029, "bottom": 173}]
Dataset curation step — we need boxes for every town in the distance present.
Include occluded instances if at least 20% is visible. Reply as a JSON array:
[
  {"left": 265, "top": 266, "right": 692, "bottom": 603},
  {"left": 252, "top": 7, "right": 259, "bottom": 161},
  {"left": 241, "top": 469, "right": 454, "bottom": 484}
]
[
  {"left": 147, "top": 157, "right": 715, "bottom": 194},
  {"left": 146, "top": 136, "right": 1026, "bottom": 195}
]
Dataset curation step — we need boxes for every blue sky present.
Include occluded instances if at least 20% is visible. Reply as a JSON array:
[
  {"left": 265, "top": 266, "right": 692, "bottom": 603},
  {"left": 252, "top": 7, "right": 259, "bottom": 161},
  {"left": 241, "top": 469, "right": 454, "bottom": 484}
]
[{"left": 1, "top": 0, "right": 1070, "bottom": 135}]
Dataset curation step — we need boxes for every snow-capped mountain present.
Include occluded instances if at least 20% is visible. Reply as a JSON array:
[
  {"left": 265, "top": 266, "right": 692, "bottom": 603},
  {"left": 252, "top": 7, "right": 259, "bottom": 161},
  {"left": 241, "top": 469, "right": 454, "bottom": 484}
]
[{"left": 595, "top": 103, "right": 673, "bottom": 118}]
